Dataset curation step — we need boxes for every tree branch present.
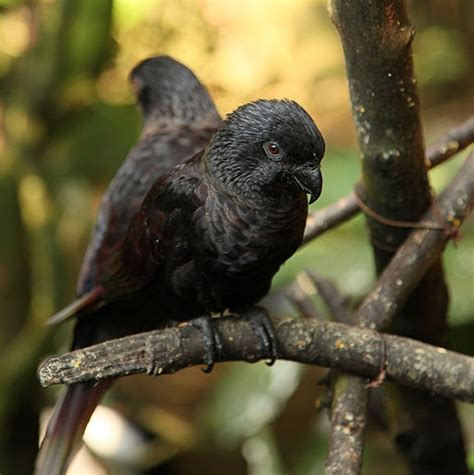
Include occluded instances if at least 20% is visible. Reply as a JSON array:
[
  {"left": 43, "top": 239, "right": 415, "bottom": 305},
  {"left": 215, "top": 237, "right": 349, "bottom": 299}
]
[
  {"left": 356, "top": 153, "right": 473, "bottom": 330},
  {"left": 426, "top": 116, "right": 474, "bottom": 169},
  {"left": 325, "top": 373, "right": 368, "bottom": 475},
  {"left": 38, "top": 315, "right": 474, "bottom": 403},
  {"left": 303, "top": 192, "right": 359, "bottom": 244},
  {"left": 307, "top": 275, "right": 367, "bottom": 475},
  {"left": 285, "top": 272, "right": 322, "bottom": 320},
  {"left": 327, "top": 0, "right": 471, "bottom": 471},
  {"left": 303, "top": 115, "right": 474, "bottom": 244},
  {"left": 307, "top": 271, "right": 353, "bottom": 324}
]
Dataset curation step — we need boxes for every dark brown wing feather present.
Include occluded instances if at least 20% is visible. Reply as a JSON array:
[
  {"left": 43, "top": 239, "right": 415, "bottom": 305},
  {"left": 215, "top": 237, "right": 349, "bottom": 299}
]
[
  {"left": 96, "top": 154, "right": 204, "bottom": 300},
  {"left": 77, "top": 129, "right": 215, "bottom": 295}
]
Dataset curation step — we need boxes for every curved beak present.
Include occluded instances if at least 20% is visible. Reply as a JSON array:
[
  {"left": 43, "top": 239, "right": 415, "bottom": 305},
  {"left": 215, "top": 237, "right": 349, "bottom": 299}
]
[{"left": 292, "top": 167, "right": 322, "bottom": 204}]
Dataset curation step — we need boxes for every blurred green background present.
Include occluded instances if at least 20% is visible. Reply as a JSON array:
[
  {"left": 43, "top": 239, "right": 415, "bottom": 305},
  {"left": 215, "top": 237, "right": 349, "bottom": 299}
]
[{"left": 0, "top": 1, "right": 473, "bottom": 474}]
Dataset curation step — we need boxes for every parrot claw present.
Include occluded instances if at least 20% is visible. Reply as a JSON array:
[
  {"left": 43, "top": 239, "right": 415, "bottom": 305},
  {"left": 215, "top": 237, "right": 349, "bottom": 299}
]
[
  {"left": 242, "top": 306, "right": 280, "bottom": 365},
  {"left": 189, "top": 315, "right": 224, "bottom": 373}
]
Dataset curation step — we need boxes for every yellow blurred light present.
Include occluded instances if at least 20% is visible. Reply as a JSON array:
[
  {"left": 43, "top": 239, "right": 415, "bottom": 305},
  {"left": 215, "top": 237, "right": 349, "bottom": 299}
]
[
  {"left": 105, "top": 0, "right": 350, "bottom": 142},
  {"left": 5, "top": 106, "right": 29, "bottom": 139},
  {"left": 113, "top": 0, "right": 159, "bottom": 30},
  {"left": 0, "top": 7, "right": 31, "bottom": 57},
  {"left": 59, "top": 77, "right": 95, "bottom": 109},
  {"left": 18, "top": 174, "right": 51, "bottom": 229},
  {"left": 296, "top": 272, "right": 317, "bottom": 296},
  {"left": 5, "top": 105, "right": 45, "bottom": 144},
  {"left": 96, "top": 67, "right": 132, "bottom": 104}
]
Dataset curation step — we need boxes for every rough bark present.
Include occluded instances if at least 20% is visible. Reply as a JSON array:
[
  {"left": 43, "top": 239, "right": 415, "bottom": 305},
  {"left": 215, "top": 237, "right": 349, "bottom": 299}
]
[
  {"left": 355, "top": 155, "right": 473, "bottom": 331},
  {"left": 328, "top": 1, "right": 469, "bottom": 473},
  {"left": 38, "top": 316, "right": 474, "bottom": 404},
  {"left": 325, "top": 374, "right": 368, "bottom": 475}
]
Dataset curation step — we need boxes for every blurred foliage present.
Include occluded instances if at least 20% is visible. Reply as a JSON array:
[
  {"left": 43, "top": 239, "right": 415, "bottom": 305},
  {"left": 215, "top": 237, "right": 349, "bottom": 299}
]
[
  {"left": 204, "top": 361, "right": 303, "bottom": 447},
  {"left": 0, "top": 1, "right": 473, "bottom": 474}
]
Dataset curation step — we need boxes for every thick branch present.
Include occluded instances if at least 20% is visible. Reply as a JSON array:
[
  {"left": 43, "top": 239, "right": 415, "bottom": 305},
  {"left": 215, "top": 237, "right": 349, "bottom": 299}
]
[
  {"left": 356, "top": 153, "right": 473, "bottom": 330},
  {"left": 309, "top": 275, "right": 368, "bottom": 475},
  {"left": 325, "top": 374, "right": 368, "bottom": 475},
  {"left": 328, "top": 0, "right": 471, "bottom": 472},
  {"left": 303, "top": 115, "right": 474, "bottom": 244},
  {"left": 38, "top": 316, "right": 474, "bottom": 403}
]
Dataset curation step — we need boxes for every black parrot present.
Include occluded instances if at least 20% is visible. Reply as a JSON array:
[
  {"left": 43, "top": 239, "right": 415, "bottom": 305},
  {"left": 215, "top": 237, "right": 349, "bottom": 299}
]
[
  {"left": 35, "top": 55, "right": 221, "bottom": 475},
  {"left": 35, "top": 58, "right": 325, "bottom": 475}
]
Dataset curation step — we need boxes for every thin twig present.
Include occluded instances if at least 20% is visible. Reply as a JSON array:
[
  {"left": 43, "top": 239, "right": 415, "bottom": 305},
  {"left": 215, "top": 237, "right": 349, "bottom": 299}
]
[
  {"left": 307, "top": 271, "right": 353, "bottom": 324},
  {"left": 285, "top": 272, "right": 321, "bottom": 319},
  {"left": 426, "top": 116, "right": 474, "bottom": 169},
  {"left": 303, "top": 192, "right": 359, "bottom": 244}
]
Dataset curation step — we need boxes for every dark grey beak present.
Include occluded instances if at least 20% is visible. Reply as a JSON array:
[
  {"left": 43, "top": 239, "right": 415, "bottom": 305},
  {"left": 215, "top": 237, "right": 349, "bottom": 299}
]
[{"left": 292, "top": 167, "right": 322, "bottom": 204}]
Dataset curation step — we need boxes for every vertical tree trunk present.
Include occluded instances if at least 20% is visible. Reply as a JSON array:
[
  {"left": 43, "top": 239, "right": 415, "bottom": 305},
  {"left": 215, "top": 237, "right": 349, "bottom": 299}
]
[
  {"left": 329, "top": 1, "right": 468, "bottom": 473},
  {"left": 0, "top": 175, "right": 36, "bottom": 475}
]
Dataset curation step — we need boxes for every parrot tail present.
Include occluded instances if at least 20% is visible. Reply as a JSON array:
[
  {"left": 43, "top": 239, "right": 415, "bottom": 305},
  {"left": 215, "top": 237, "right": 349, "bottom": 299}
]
[
  {"left": 34, "top": 380, "right": 111, "bottom": 475},
  {"left": 47, "top": 286, "right": 105, "bottom": 326}
]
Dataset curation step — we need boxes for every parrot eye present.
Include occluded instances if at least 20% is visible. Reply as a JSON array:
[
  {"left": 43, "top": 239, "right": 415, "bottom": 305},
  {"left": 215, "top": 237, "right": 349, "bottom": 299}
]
[{"left": 263, "top": 141, "right": 282, "bottom": 159}]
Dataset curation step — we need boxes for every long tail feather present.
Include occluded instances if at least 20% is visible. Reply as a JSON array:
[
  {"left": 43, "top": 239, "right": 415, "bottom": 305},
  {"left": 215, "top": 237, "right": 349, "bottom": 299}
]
[
  {"left": 34, "top": 380, "right": 111, "bottom": 475},
  {"left": 47, "top": 287, "right": 104, "bottom": 326}
]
